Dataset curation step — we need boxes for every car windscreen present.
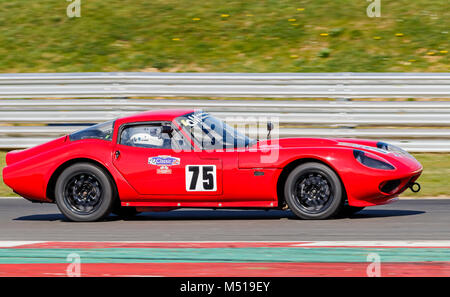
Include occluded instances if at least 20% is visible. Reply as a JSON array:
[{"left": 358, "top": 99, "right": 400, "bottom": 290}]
[
  {"left": 69, "top": 120, "right": 114, "bottom": 142},
  {"left": 176, "top": 112, "right": 254, "bottom": 149}
]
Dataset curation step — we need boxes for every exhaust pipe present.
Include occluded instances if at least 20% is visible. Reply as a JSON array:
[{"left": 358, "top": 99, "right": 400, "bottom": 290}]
[{"left": 409, "top": 182, "right": 421, "bottom": 193}]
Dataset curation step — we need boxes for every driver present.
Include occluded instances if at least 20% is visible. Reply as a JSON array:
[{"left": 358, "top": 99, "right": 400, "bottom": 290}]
[{"left": 129, "top": 127, "right": 164, "bottom": 147}]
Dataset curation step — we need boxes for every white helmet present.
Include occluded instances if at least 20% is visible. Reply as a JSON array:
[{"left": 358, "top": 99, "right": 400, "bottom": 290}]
[{"left": 130, "top": 132, "right": 163, "bottom": 147}]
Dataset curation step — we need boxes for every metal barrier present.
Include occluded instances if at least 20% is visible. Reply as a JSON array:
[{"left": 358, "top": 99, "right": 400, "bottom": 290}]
[
  {"left": 0, "top": 73, "right": 449, "bottom": 151},
  {"left": 0, "top": 72, "right": 449, "bottom": 98}
]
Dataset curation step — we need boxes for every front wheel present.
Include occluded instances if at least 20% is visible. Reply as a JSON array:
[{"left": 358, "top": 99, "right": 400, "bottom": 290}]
[
  {"left": 55, "top": 163, "right": 115, "bottom": 222},
  {"left": 284, "top": 162, "right": 344, "bottom": 220}
]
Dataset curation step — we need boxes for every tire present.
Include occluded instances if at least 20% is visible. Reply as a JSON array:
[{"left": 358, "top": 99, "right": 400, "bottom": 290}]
[
  {"left": 112, "top": 206, "right": 140, "bottom": 219},
  {"left": 55, "top": 163, "right": 115, "bottom": 222},
  {"left": 284, "top": 162, "right": 344, "bottom": 220},
  {"left": 340, "top": 205, "right": 365, "bottom": 217}
]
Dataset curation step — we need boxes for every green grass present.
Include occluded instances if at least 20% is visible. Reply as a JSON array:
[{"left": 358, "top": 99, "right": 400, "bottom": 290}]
[
  {"left": 0, "top": 151, "right": 14, "bottom": 197},
  {"left": 0, "top": 150, "right": 448, "bottom": 198},
  {"left": 0, "top": 0, "right": 448, "bottom": 73},
  {"left": 402, "top": 153, "right": 450, "bottom": 197}
]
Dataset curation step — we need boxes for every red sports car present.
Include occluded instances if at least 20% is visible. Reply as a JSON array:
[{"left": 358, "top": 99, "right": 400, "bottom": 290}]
[{"left": 2, "top": 109, "right": 422, "bottom": 221}]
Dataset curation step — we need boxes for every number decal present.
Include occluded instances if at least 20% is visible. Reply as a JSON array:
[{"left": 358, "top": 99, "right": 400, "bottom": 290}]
[
  {"left": 202, "top": 166, "right": 214, "bottom": 190},
  {"left": 186, "top": 165, "right": 217, "bottom": 191},
  {"left": 187, "top": 166, "right": 199, "bottom": 190}
]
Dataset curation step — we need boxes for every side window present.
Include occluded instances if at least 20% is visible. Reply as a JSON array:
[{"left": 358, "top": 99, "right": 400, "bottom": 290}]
[
  {"left": 119, "top": 123, "right": 191, "bottom": 150},
  {"left": 70, "top": 120, "right": 114, "bottom": 142}
]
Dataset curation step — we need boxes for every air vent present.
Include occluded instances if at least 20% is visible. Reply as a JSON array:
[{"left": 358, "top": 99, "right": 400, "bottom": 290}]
[{"left": 380, "top": 180, "right": 401, "bottom": 194}]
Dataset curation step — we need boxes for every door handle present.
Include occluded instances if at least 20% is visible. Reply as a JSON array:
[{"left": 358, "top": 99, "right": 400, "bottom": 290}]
[{"left": 114, "top": 150, "right": 121, "bottom": 159}]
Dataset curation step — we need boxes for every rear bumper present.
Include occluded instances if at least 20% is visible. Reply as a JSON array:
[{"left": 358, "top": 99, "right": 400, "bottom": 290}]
[
  {"left": 2, "top": 165, "right": 50, "bottom": 203},
  {"left": 15, "top": 191, "right": 52, "bottom": 203}
]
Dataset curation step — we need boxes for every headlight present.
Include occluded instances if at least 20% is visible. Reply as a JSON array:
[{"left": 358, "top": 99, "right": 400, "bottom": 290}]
[
  {"left": 377, "top": 142, "right": 414, "bottom": 159},
  {"left": 353, "top": 149, "right": 395, "bottom": 170}
]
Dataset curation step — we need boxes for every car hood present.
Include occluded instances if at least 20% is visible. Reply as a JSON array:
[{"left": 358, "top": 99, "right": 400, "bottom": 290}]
[
  {"left": 255, "top": 137, "right": 421, "bottom": 171},
  {"left": 258, "top": 137, "right": 380, "bottom": 150},
  {"left": 258, "top": 137, "right": 417, "bottom": 159}
]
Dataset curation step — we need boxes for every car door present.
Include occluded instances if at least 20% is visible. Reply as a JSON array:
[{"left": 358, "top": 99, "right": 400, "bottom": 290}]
[{"left": 112, "top": 121, "right": 223, "bottom": 196}]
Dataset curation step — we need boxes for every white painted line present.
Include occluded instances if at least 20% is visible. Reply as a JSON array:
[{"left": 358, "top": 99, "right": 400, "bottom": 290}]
[
  {"left": 291, "top": 241, "right": 450, "bottom": 247},
  {"left": 400, "top": 196, "right": 450, "bottom": 200},
  {"left": 0, "top": 241, "right": 45, "bottom": 248},
  {"left": 1, "top": 240, "right": 450, "bottom": 248}
]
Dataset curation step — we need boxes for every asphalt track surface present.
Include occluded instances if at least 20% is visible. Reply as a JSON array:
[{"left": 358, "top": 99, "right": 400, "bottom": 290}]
[{"left": 0, "top": 198, "right": 449, "bottom": 241}]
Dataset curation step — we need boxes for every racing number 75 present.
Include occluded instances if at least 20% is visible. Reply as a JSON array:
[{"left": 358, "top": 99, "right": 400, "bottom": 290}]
[{"left": 186, "top": 165, "right": 217, "bottom": 191}]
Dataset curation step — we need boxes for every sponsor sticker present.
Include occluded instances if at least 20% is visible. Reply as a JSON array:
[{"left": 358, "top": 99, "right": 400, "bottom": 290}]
[
  {"left": 148, "top": 155, "right": 180, "bottom": 166},
  {"left": 180, "top": 112, "right": 209, "bottom": 127},
  {"left": 157, "top": 166, "right": 172, "bottom": 175},
  {"left": 148, "top": 155, "right": 180, "bottom": 174}
]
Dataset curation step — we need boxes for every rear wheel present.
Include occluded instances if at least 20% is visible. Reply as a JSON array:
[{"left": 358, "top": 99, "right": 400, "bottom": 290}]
[
  {"left": 55, "top": 163, "right": 115, "bottom": 222},
  {"left": 284, "top": 162, "right": 344, "bottom": 220}
]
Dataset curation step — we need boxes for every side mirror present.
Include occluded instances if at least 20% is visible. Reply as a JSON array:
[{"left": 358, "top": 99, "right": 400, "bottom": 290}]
[
  {"left": 161, "top": 125, "right": 173, "bottom": 135},
  {"left": 267, "top": 121, "right": 274, "bottom": 139}
]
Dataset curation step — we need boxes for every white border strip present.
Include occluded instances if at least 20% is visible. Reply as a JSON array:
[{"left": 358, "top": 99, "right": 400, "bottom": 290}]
[{"left": 1, "top": 241, "right": 450, "bottom": 248}]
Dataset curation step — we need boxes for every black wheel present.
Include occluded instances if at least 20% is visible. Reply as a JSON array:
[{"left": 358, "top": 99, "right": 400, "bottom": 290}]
[
  {"left": 55, "top": 163, "right": 115, "bottom": 222},
  {"left": 340, "top": 205, "right": 365, "bottom": 217},
  {"left": 284, "top": 162, "right": 344, "bottom": 220},
  {"left": 112, "top": 206, "right": 140, "bottom": 219}
]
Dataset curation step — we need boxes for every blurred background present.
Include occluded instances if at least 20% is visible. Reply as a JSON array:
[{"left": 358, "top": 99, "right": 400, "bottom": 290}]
[
  {"left": 0, "top": 0, "right": 448, "bottom": 72},
  {"left": 0, "top": 0, "right": 449, "bottom": 198}
]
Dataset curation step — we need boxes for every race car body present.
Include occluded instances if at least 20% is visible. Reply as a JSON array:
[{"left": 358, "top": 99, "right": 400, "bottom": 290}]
[{"left": 2, "top": 109, "right": 423, "bottom": 221}]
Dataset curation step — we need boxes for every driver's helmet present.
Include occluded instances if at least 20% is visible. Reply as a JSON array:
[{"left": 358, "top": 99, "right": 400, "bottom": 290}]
[{"left": 130, "top": 127, "right": 163, "bottom": 147}]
